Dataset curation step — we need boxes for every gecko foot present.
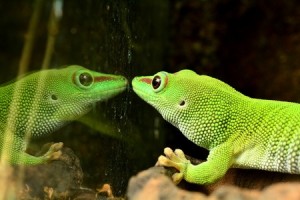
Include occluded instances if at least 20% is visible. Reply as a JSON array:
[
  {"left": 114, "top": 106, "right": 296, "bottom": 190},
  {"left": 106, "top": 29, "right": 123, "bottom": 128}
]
[
  {"left": 42, "top": 142, "right": 63, "bottom": 162},
  {"left": 156, "top": 147, "right": 190, "bottom": 184}
]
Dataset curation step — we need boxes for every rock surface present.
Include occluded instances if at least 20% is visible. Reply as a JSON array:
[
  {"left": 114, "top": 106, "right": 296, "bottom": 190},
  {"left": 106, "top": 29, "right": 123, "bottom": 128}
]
[
  {"left": 127, "top": 166, "right": 300, "bottom": 200},
  {"left": 0, "top": 146, "right": 97, "bottom": 199}
]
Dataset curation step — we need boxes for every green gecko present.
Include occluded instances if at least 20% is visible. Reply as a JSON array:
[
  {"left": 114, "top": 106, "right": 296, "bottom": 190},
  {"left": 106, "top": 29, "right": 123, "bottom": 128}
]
[
  {"left": 0, "top": 65, "right": 127, "bottom": 165},
  {"left": 132, "top": 69, "right": 300, "bottom": 185}
]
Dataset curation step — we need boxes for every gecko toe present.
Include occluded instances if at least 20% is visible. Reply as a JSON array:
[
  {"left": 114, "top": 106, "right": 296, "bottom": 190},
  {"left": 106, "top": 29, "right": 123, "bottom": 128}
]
[
  {"left": 172, "top": 172, "right": 184, "bottom": 184},
  {"left": 43, "top": 142, "right": 64, "bottom": 162},
  {"left": 50, "top": 142, "right": 64, "bottom": 151},
  {"left": 50, "top": 150, "right": 62, "bottom": 160},
  {"left": 163, "top": 147, "right": 173, "bottom": 157},
  {"left": 157, "top": 155, "right": 171, "bottom": 165},
  {"left": 174, "top": 149, "right": 186, "bottom": 159},
  {"left": 164, "top": 147, "right": 181, "bottom": 161},
  {"left": 158, "top": 155, "right": 183, "bottom": 171}
]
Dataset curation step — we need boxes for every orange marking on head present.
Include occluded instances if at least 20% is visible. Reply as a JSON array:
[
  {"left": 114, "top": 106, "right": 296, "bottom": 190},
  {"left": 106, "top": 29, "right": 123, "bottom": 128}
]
[
  {"left": 140, "top": 77, "right": 152, "bottom": 85},
  {"left": 94, "top": 76, "right": 115, "bottom": 82}
]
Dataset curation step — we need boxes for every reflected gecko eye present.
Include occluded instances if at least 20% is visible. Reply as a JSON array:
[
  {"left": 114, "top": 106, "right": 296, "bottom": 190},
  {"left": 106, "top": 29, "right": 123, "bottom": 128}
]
[
  {"left": 73, "top": 70, "right": 94, "bottom": 89},
  {"left": 152, "top": 75, "right": 161, "bottom": 89},
  {"left": 79, "top": 72, "right": 93, "bottom": 86}
]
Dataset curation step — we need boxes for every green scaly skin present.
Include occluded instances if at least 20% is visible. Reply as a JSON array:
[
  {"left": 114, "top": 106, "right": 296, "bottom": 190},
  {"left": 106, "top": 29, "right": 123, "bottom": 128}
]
[
  {"left": 132, "top": 69, "right": 300, "bottom": 185},
  {"left": 0, "top": 65, "right": 127, "bottom": 165}
]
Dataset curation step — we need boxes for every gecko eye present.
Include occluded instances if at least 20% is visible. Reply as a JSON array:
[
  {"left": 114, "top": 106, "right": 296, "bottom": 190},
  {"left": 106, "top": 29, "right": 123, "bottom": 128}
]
[
  {"left": 152, "top": 72, "right": 168, "bottom": 92},
  {"left": 152, "top": 76, "right": 161, "bottom": 89},
  {"left": 73, "top": 70, "right": 94, "bottom": 89}
]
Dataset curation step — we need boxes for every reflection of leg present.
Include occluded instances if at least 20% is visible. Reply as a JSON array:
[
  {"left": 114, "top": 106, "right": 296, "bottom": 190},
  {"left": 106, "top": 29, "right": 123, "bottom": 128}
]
[{"left": 8, "top": 142, "right": 63, "bottom": 165}]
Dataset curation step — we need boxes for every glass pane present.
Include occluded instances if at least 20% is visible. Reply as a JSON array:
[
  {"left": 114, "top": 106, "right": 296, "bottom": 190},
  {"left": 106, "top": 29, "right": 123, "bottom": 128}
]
[{"left": 0, "top": 0, "right": 169, "bottom": 198}]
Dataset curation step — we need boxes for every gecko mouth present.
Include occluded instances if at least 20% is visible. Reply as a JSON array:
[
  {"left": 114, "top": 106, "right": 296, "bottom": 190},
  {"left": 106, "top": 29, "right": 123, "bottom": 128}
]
[
  {"left": 132, "top": 86, "right": 154, "bottom": 100},
  {"left": 132, "top": 78, "right": 155, "bottom": 98},
  {"left": 93, "top": 85, "right": 127, "bottom": 100},
  {"left": 133, "top": 83, "right": 169, "bottom": 112},
  {"left": 74, "top": 84, "right": 128, "bottom": 102}
]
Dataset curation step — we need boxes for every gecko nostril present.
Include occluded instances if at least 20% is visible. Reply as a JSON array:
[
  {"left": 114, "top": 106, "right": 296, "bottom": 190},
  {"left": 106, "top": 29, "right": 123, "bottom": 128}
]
[
  {"left": 51, "top": 94, "right": 58, "bottom": 100},
  {"left": 179, "top": 100, "right": 185, "bottom": 106}
]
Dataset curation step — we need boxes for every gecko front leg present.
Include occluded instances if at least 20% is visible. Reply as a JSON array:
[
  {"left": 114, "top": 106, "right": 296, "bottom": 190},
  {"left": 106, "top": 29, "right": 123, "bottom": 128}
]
[
  {"left": 2, "top": 140, "right": 63, "bottom": 165},
  {"left": 157, "top": 144, "right": 234, "bottom": 185}
]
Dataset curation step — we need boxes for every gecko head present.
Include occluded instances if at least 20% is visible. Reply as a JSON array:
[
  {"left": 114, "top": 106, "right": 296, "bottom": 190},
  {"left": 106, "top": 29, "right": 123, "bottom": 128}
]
[
  {"left": 44, "top": 65, "right": 128, "bottom": 121},
  {"left": 14, "top": 65, "right": 127, "bottom": 136},
  {"left": 132, "top": 69, "right": 238, "bottom": 143},
  {"left": 132, "top": 69, "right": 201, "bottom": 129},
  {"left": 69, "top": 65, "right": 128, "bottom": 101}
]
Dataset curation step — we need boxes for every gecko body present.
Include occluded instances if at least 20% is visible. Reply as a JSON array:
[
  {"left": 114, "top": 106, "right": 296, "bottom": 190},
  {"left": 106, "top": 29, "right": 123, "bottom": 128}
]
[
  {"left": 132, "top": 69, "right": 300, "bottom": 184},
  {"left": 0, "top": 65, "right": 127, "bottom": 165}
]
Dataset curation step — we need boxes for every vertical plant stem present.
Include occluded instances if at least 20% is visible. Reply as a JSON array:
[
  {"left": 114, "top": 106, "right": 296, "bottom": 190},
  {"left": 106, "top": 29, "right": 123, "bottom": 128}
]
[{"left": 18, "top": 0, "right": 44, "bottom": 75}]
